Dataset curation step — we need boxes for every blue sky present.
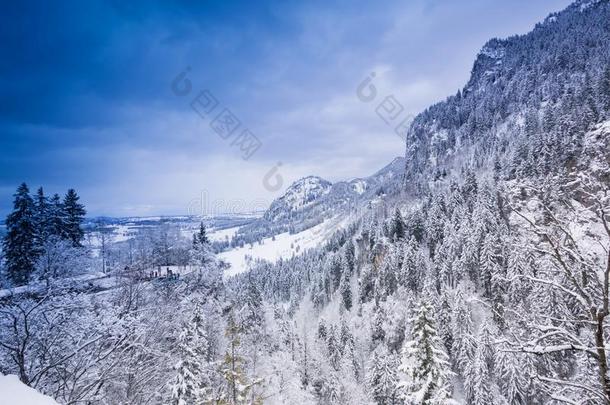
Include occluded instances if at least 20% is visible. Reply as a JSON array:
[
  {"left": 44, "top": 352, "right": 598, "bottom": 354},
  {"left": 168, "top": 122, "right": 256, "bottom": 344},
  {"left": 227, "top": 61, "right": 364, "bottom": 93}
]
[{"left": 0, "top": 0, "right": 572, "bottom": 217}]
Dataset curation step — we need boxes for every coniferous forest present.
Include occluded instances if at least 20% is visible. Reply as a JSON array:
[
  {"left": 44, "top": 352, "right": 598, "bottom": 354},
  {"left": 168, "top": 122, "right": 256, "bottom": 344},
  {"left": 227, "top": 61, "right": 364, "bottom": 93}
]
[{"left": 2, "top": 0, "right": 610, "bottom": 404}]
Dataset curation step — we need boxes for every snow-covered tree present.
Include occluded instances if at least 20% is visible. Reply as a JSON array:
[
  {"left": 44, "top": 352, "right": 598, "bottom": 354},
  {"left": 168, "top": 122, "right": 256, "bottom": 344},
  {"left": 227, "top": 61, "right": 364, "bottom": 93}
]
[
  {"left": 367, "top": 345, "right": 399, "bottom": 405},
  {"left": 62, "top": 189, "right": 86, "bottom": 247},
  {"left": 397, "top": 301, "right": 453, "bottom": 404},
  {"left": 3, "top": 183, "right": 37, "bottom": 285}
]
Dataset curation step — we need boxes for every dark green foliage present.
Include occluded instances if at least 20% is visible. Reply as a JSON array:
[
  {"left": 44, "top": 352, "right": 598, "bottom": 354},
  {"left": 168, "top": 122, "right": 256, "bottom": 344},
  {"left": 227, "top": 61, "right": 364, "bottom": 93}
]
[
  {"left": 3, "top": 183, "right": 37, "bottom": 285},
  {"left": 2, "top": 184, "right": 87, "bottom": 285},
  {"left": 62, "top": 189, "right": 86, "bottom": 246}
]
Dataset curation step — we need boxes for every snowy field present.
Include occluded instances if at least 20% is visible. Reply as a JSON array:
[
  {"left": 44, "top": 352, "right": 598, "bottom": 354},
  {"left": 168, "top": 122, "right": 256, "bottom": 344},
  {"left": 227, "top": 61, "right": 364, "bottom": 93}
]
[
  {"left": 219, "top": 216, "right": 349, "bottom": 277},
  {"left": 207, "top": 226, "right": 239, "bottom": 242}
]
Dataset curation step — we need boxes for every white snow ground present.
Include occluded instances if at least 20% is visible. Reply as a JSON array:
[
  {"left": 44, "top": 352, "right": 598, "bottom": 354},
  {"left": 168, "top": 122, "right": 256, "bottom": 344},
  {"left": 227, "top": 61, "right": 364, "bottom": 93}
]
[
  {"left": 0, "top": 375, "right": 58, "bottom": 405},
  {"left": 208, "top": 226, "right": 240, "bottom": 242},
  {"left": 219, "top": 216, "right": 349, "bottom": 277}
]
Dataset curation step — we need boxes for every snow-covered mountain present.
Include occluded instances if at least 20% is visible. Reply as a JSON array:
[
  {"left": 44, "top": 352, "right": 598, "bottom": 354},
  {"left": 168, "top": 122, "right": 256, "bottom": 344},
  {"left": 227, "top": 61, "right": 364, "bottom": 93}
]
[
  {"left": 264, "top": 176, "right": 332, "bottom": 222},
  {"left": 3, "top": 1, "right": 610, "bottom": 404},
  {"left": 231, "top": 157, "right": 406, "bottom": 245},
  {"left": 404, "top": 0, "right": 610, "bottom": 188},
  {"left": 267, "top": 156, "right": 405, "bottom": 223}
]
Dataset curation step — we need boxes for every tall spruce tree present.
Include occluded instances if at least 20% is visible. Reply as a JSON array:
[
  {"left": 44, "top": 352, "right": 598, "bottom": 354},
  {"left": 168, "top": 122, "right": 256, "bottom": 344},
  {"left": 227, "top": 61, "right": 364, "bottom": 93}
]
[
  {"left": 47, "top": 193, "right": 66, "bottom": 238},
  {"left": 2, "top": 183, "right": 37, "bottom": 285},
  {"left": 170, "top": 304, "right": 209, "bottom": 405},
  {"left": 367, "top": 345, "right": 399, "bottom": 405},
  {"left": 397, "top": 301, "right": 453, "bottom": 405},
  {"left": 62, "top": 189, "right": 86, "bottom": 246},
  {"left": 33, "top": 187, "right": 49, "bottom": 251},
  {"left": 390, "top": 208, "right": 405, "bottom": 241},
  {"left": 194, "top": 222, "right": 209, "bottom": 245}
]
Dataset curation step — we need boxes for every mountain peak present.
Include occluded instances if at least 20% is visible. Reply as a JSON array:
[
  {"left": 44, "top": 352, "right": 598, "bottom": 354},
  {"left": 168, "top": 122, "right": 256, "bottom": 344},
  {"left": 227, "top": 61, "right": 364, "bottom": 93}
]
[{"left": 263, "top": 176, "right": 332, "bottom": 222}]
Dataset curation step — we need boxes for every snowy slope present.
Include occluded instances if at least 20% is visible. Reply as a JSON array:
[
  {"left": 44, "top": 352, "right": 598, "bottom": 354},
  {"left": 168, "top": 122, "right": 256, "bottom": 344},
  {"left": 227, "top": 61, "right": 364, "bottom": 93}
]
[
  {"left": 219, "top": 215, "right": 349, "bottom": 277},
  {"left": 0, "top": 375, "right": 58, "bottom": 405}
]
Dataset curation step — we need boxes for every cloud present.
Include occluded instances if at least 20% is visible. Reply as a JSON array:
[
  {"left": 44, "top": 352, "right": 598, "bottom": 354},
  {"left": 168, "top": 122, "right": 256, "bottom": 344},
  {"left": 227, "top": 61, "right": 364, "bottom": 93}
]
[{"left": 0, "top": 0, "right": 573, "bottom": 216}]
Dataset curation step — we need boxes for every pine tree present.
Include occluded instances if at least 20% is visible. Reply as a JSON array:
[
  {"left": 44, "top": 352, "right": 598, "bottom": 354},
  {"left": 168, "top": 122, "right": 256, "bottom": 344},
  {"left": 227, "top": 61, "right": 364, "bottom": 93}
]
[
  {"left": 33, "top": 187, "right": 49, "bottom": 251},
  {"left": 317, "top": 318, "right": 328, "bottom": 341},
  {"left": 194, "top": 222, "right": 210, "bottom": 245},
  {"left": 340, "top": 271, "right": 353, "bottom": 311},
  {"left": 170, "top": 304, "right": 209, "bottom": 405},
  {"left": 397, "top": 301, "right": 453, "bottom": 404},
  {"left": 479, "top": 233, "right": 497, "bottom": 297},
  {"left": 496, "top": 350, "right": 530, "bottom": 405},
  {"left": 451, "top": 292, "right": 476, "bottom": 374},
  {"left": 372, "top": 304, "right": 386, "bottom": 344},
  {"left": 465, "top": 342, "right": 494, "bottom": 405},
  {"left": 221, "top": 313, "right": 261, "bottom": 404},
  {"left": 190, "top": 223, "right": 219, "bottom": 293},
  {"left": 464, "top": 324, "right": 496, "bottom": 404},
  {"left": 461, "top": 170, "right": 478, "bottom": 212},
  {"left": 391, "top": 208, "right": 406, "bottom": 241},
  {"left": 437, "top": 292, "right": 453, "bottom": 355},
  {"left": 2, "top": 183, "right": 37, "bottom": 285},
  {"left": 327, "top": 325, "right": 342, "bottom": 371},
  {"left": 343, "top": 239, "right": 356, "bottom": 276},
  {"left": 47, "top": 193, "right": 66, "bottom": 238},
  {"left": 367, "top": 345, "right": 399, "bottom": 405},
  {"left": 62, "top": 189, "right": 86, "bottom": 246},
  {"left": 243, "top": 281, "right": 263, "bottom": 329}
]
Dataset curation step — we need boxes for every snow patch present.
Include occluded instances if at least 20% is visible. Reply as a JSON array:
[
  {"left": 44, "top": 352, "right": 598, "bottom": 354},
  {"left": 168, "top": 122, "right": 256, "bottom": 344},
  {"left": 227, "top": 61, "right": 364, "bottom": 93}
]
[
  {"left": 0, "top": 375, "right": 59, "bottom": 405},
  {"left": 219, "top": 216, "right": 349, "bottom": 277}
]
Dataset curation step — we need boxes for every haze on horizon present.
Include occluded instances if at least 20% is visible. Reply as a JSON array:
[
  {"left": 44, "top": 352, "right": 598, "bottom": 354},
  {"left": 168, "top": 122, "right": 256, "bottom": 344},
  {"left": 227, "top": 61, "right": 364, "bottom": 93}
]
[{"left": 0, "top": 0, "right": 572, "bottom": 218}]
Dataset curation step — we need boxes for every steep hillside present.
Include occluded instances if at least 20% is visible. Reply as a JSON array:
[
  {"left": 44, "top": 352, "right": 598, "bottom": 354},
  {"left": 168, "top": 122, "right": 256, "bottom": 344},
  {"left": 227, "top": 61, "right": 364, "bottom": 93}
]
[
  {"left": 405, "top": 0, "right": 610, "bottom": 189},
  {"left": 224, "top": 2, "right": 610, "bottom": 403}
]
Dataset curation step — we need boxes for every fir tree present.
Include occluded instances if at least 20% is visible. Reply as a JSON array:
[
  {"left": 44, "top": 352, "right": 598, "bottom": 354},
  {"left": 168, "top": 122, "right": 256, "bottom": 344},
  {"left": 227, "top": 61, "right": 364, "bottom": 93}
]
[
  {"left": 62, "top": 189, "right": 86, "bottom": 246},
  {"left": 367, "top": 345, "right": 399, "bottom": 405},
  {"left": 170, "top": 304, "right": 209, "bottom": 405},
  {"left": 390, "top": 208, "right": 406, "bottom": 241},
  {"left": 221, "top": 313, "right": 261, "bottom": 404},
  {"left": 340, "top": 272, "right": 353, "bottom": 312},
  {"left": 194, "top": 222, "right": 210, "bottom": 246},
  {"left": 2, "top": 183, "right": 37, "bottom": 285},
  {"left": 33, "top": 187, "right": 49, "bottom": 251},
  {"left": 47, "top": 193, "right": 66, "bottom": 238},
  {"left": 397, "top": 301, "right": 453, "bottom": 404}
]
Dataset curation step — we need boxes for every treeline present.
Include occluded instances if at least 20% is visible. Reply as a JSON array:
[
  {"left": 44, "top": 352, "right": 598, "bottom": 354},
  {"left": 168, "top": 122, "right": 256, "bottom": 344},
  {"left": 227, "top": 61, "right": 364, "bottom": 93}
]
[{"left": 2, "top": 183, "right": 86, "bottom": 286}]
